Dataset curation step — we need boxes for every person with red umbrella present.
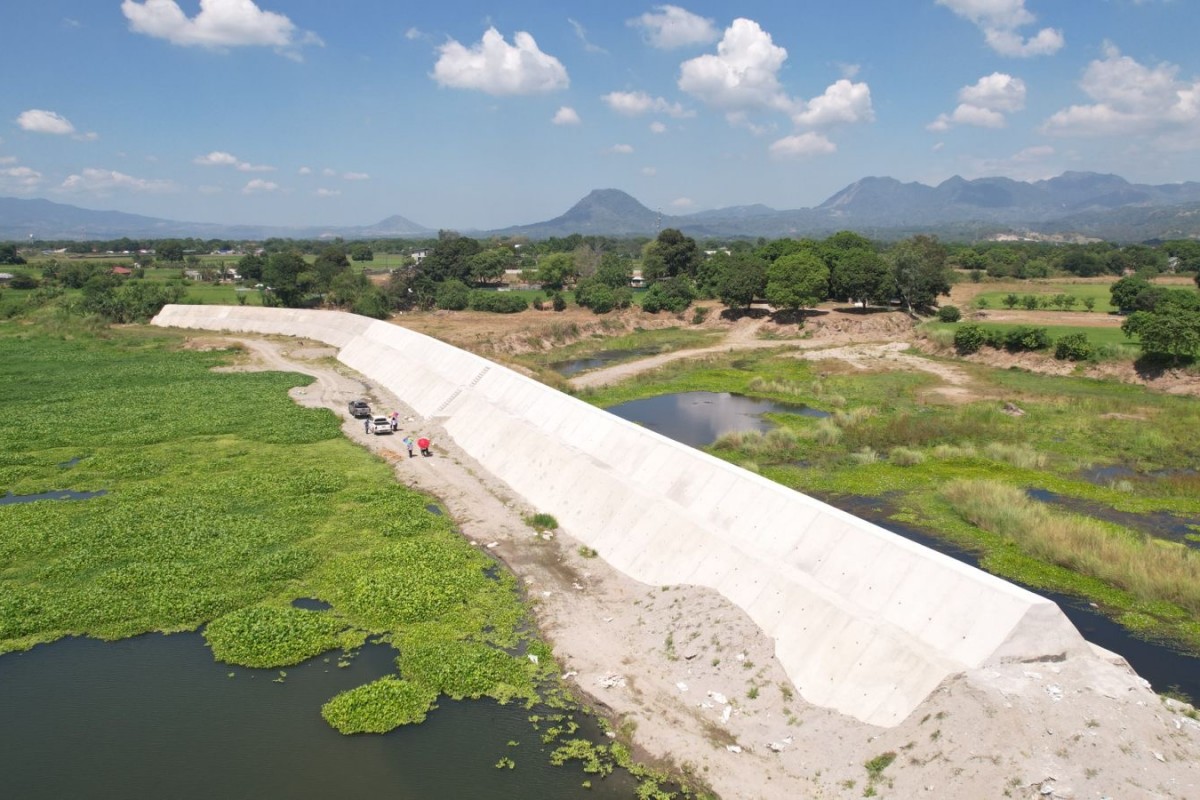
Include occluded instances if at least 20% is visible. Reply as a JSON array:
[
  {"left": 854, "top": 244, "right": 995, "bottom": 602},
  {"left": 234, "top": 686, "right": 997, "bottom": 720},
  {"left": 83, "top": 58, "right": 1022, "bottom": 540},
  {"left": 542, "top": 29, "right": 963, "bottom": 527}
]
[{"left": 417, "top": 436, "right": 432, "bottom": 457}]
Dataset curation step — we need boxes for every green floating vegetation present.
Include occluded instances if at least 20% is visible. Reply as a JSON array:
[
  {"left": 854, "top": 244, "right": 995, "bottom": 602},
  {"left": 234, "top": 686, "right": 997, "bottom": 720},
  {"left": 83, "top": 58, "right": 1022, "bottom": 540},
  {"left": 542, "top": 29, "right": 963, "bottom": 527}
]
[
  {"left": 321, "top": 676, "right": 440, "bottom": 733},
  {"left": 204, "top": 604, "right": 353, "bottom": 668},
  {"left": 0, "top": 319, "right": 543, "bottom": 734}
]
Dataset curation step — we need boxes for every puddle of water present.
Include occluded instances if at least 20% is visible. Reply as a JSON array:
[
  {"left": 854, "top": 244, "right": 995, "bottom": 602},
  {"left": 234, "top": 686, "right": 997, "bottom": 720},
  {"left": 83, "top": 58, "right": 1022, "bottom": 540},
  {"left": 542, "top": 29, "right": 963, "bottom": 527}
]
[
  {"left": 608, "top": 391, "right": 827, "bottom": 448},
  {"left": 550, "top": 348, "right": 658, "bottom": 376},
  {"left": 1027, "top": 488, "right": 1200, "bottom": 550},
  {"left": 290, "top": 598, "right": 333, "bottom": 611},
  {"left": 0, "top": 489, "right": 107, "bottom": 506},
  {"left": 58, "top": 457, "right": 83, "bottom": 468},
  {"left": 425, "top": 503, "right": 444, "bottom": 516},
  {"left": 831, "top": 495, "right": 1200, "bottom": 704}
]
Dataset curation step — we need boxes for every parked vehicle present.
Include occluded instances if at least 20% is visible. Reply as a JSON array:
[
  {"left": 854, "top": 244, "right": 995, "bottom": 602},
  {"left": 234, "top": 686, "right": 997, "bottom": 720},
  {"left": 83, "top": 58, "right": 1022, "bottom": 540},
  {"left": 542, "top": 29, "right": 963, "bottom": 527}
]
[
  {"left": 369, "top": 416, "right": 394, "bottom": 435},
  {"left": 348, "top": 399, "right": 371, "bottom": 418}
]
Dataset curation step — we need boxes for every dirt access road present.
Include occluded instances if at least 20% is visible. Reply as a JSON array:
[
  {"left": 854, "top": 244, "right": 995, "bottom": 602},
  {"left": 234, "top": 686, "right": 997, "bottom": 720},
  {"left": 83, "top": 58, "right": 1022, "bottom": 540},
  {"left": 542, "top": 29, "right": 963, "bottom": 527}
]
[{"left": 198, "top": 332, "right": 1200, "bottom": 800}]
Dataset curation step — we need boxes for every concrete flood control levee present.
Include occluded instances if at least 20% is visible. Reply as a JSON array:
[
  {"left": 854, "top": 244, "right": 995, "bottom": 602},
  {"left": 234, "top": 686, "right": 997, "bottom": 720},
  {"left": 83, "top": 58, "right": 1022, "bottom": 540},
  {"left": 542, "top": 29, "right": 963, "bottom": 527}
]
[{"left": 153, "top": 305, "right": 1097, "bottom": 727}]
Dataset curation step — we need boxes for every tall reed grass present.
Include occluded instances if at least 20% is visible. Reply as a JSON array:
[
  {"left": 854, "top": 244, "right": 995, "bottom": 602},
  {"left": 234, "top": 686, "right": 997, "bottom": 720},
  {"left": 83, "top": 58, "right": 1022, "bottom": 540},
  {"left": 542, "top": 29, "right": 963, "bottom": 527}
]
[{"left": 942, "top": 479, "right": 1200, "bottom": 616}]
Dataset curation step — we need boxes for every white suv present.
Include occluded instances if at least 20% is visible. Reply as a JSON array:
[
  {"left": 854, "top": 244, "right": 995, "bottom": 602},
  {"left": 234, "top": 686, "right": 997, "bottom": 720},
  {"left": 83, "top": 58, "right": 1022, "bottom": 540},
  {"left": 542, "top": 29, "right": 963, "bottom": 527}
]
[{"left": 369, "top": 416, "right": 394, "bottom": 435}]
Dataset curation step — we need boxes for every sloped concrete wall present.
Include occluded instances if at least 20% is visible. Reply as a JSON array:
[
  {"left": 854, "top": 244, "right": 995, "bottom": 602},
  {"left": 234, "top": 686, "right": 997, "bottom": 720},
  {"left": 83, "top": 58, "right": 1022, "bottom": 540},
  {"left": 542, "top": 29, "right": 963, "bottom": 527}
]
[{"left": 153, "top": 305, "right": 1091, "bottom": 726}]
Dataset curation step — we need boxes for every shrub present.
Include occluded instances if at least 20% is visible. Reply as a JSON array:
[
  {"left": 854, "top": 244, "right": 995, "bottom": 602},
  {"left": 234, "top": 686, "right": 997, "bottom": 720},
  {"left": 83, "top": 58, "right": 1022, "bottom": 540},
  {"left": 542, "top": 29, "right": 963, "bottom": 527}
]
[
  {"left": 937, "top": 305, "right": 961, "bottom": 322},
  {"left": 435, "top": 279, "right": 470, "bottom": 310},
  {"left": 642, "top": 277, "right": 695, "bottom": 314},
  {"left": 469, "top": 290, "right": 528, "bottom": 313},
  {"left": 692, "top": 305, "right": 710, "bottom": 324},
  {"left": 1022, "top": 294, "right": 1038, "bottom": 310},
  {"left": 1003, "top": 326, "right": 1050, "bottom": 352},
  {"left": 954, "top": 323, "right": 986, "bottom": 354},
  {"left": 1054, "top": 332, "right": 1094, "bottom": 361},
  {"left": 551, "top": 292, "right": 566, "bottom": 312},
  {"left": 889, "top": 446, "right": 926, "bottom": 466}
]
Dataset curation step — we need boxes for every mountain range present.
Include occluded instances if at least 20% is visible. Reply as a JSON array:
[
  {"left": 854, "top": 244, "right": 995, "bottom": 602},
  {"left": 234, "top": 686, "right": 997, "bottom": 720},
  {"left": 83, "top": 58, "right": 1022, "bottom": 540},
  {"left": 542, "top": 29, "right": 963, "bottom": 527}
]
[{"left": 4, "top": 172, "right": 1200, "bottom": 243}]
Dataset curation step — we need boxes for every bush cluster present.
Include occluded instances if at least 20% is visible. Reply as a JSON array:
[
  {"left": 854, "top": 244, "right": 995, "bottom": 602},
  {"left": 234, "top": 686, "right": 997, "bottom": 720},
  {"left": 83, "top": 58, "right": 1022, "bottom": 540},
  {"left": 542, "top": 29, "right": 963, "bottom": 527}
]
[{"left": 468, "top": 290, "right": 528, "bottom": 313}]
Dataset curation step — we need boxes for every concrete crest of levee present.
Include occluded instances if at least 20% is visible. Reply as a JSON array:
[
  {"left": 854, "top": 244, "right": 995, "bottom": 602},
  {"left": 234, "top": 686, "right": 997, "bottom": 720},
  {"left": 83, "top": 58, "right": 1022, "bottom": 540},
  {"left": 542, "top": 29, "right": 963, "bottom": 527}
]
[{"left": 153, "top": 305, "right": 1099, "bottom": 727}]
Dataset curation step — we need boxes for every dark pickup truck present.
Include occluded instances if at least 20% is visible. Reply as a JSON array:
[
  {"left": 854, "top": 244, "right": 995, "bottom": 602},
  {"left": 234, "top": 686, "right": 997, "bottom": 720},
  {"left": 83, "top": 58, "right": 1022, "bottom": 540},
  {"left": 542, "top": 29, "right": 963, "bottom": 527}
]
[{"left": 348, "top": 399, "right": 371, "bottom": 418}]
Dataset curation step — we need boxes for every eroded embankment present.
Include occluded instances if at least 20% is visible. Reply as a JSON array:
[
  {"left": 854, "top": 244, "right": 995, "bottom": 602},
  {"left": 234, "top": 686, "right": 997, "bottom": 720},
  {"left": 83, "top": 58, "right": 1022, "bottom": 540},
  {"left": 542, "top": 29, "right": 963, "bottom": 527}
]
[{"left": 152, "top": 305, "right": 1094, "bottom": 728}]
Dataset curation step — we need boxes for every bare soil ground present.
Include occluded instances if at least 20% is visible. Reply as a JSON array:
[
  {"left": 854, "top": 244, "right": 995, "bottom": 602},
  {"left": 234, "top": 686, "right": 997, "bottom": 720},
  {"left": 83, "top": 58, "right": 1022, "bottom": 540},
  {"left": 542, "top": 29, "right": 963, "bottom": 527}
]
[{"left": 191, "top": 331, "right": 1200, "bottom": 800}]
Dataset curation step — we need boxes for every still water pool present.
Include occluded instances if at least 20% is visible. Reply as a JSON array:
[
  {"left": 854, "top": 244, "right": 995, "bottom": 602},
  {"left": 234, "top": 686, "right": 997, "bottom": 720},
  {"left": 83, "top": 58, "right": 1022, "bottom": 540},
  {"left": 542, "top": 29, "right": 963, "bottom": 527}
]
[{"left": 0, "top": 633, "right": 632, "bottom": 799}]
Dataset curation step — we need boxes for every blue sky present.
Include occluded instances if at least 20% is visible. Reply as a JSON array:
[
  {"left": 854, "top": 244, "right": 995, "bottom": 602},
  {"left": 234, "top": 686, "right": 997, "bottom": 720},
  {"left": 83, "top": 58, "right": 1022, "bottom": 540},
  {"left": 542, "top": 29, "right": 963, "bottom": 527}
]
[{"left": 3, "top": 1, "right": 1199, "bottom": 231}]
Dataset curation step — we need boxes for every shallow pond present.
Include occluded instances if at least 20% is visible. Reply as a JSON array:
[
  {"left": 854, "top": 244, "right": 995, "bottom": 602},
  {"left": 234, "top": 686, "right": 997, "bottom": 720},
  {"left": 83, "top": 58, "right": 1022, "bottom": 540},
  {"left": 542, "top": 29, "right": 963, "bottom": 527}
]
[
  {"left": 0, "top": 633, "right": 633, "bottom": 799},
  {"left": 550, "top": 348, "right": 659, "bottom": 376},
  {"left": 608, "top": 391, "right": 828, "bottom": 447}
]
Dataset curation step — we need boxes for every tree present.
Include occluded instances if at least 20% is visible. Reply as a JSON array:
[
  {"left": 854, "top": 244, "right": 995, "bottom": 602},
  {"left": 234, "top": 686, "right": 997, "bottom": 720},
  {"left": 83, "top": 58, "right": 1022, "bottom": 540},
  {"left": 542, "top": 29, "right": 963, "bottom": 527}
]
[
  {"left": 238, "top": 253, "right": 266, "bottom": 282},
  {"left": 262, "top": 251, "right": 312, "bottom": 307},
  {"left": 422, "top": 231, "right": 482, "bottom": 283},
  {"left": 156, "top": 240, "right": 185, "bottom": 263},
  {"left": 714, "top": 254, "right": 766, "bottom": 312},
  {"left": 642, "top": 228, "right": 700, "bottom": 284},
  {"left": 830, "top": 248, "right": 893, "bottom": 308},
  {"left": 1123, "top": 306, "right": 1200, "bottom": 361},
  {"left": 349, "top": 243, "right": 374, "bottom": 262},
  {"left": 0, "top": 243, "right": 26, "bottom": 265},
  {"left": 889, "top": 235, "right": 950, "bottom": 315},
  {"left": 468, "top": 248, "right": 514, "bottom": 285},
  {"left": 536, "top": 252, "right": 577, "bottom": 291},
  {"left": 313, "top": 245, "right": 351, "bottom": 291},
  {"left": 1003, "top": 293, "right": 1019, "bottom": 309},
  {"left": 641, "top": 276, "right": 696, "bottom": 313},
  {"left": 765, "top": 252, "right": 829, "bottom": 312},
  {"left": 1110, "top": 275, "right": 1152, "bottom": 315}
]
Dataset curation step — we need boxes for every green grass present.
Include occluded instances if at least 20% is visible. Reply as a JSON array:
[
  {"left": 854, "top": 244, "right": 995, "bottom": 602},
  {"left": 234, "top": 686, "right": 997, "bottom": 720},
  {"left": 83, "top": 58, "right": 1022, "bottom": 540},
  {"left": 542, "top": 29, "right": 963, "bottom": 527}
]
[{"left": 971, "top": 282, "right": 1116, "bottom": 312}]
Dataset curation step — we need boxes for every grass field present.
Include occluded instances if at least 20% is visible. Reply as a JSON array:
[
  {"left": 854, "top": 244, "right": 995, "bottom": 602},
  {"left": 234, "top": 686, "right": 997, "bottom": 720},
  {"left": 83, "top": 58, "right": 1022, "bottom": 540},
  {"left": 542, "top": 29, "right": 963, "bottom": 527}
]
[{"left": 970, "top": 282, "right": 1116, "bottom": 312}]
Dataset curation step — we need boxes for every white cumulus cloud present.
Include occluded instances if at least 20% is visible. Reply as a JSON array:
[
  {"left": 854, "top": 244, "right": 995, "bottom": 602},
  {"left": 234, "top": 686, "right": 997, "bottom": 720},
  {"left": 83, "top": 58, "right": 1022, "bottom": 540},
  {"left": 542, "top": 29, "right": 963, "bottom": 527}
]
[
  {"left": 242, "top": 178, "right": 279, "bottom": 193},
  {"left": 602, "top": 90, "right": 691, "bottom": 118},
  {"left": 1040, "top": 43, "right": 1200, "bottom": 141},
  {"left": 61, "top": 168, "right": 174, "bottom": 193},
  {"left": 792, "top": 79, "right": 874, "bottom": 127},
  {"left": 553, "top": 106, "right": 582, "bottom": 125},
  {"left": 928, "top": 72, "right": 1026, "bottom": 130},
  {"left": 769, "top": 132, "right": 836, "bottom": 159},
  {"left": 432, "top": 27, "right": 568, "bottom": 95},
  {"left": 121, "top": 0, "right": 321, "bottom": 54},
  {"left": 16, "top": 109, "right": 76, "bottom": 135},
  {"left": 936, "top": 0, "right": 1063, "bottom": 57},
  {"left": 629, "top": 5, "right": 717, "bottom": 49},
  {"left": 607, "top": 144, "right": 635, "bottom": 155},
  {"left": 670, "top": 197, "right": 694, "bottom": 208},
  {"left": 342, "top": 172, "right": 369, "bottom": 181},
  {"left": 649, "top": 121, "right": 667, "bottom": 134},
  {"left": 315, "top": 188, "right": 341, "bottom": 197},
  {"left": 678, "top": 18, "right": 792, "bottom": 113},
  {"left": 298, "top": 166, "right": 312, "bottom": 175},
  {"left": 641, "top": 166, "right": 657, "bottom": 176}
]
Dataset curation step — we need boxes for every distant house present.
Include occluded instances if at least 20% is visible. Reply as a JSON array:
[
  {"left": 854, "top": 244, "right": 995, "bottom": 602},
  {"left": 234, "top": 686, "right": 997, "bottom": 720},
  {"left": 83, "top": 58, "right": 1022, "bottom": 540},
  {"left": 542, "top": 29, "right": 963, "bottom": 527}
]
[
  {"left": 111, "top": 266, "right": 132, "bottom": 276},
  {"left": 410, "top": 249, "right": 430, "bottom": 266}
]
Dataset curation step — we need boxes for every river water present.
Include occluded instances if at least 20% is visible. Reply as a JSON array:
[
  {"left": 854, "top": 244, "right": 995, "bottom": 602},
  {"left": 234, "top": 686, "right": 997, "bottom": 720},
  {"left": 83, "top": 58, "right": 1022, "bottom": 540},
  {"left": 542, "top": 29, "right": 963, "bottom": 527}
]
[
  {"left": 608, "top": 393, "right": 1200, "bottom": 703},
  {"left": 0, "top": 632, "right": 632, "bottom": 799}
]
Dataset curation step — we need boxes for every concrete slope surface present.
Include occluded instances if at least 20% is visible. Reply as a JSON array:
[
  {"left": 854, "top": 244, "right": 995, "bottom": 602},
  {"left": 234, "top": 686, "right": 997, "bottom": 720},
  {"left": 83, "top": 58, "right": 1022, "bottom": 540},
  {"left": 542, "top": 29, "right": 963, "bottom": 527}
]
[{"left": 153, "top": 305, "right": 1093, "bottom": 727}]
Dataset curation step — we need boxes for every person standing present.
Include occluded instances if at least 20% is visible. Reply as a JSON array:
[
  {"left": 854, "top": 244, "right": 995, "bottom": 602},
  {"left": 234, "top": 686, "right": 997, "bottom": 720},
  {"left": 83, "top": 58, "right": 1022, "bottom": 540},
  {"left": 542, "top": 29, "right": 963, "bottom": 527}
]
[
  {"left": 403, "top": 435, "right": 415, "bottom": 458},
  {"left": 417, "top": 436, "right": 431, "bottom": 457},
  {"left": 363, "top": 417, "right": 370, "bottom": 433}
]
